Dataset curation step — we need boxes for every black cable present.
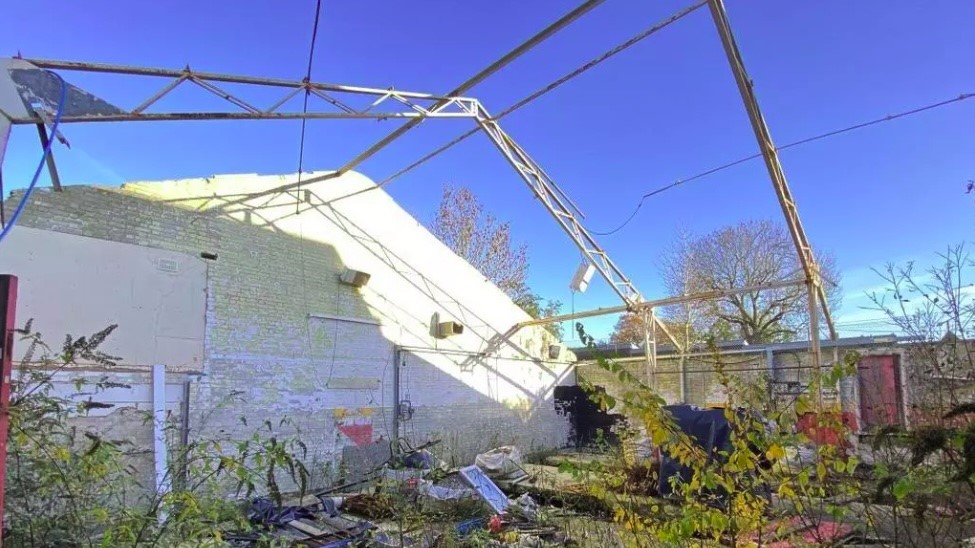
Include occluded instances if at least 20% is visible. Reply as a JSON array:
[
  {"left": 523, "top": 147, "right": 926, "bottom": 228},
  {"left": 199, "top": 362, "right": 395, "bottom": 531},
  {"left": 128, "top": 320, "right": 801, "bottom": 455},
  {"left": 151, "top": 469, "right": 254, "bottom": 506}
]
[
  {"left": 591, "top": 91, "right": 974, "bottom": 236},
  {"left": 295, "top": 0, "right": 324, "bottom": 213}
]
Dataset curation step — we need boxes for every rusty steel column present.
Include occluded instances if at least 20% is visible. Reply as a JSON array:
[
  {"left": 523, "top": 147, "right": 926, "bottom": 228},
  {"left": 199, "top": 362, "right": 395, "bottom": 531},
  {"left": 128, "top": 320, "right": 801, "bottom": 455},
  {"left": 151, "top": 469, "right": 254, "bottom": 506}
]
[{"left": 0, "top": 274, "right": 19, "bottom": 542}]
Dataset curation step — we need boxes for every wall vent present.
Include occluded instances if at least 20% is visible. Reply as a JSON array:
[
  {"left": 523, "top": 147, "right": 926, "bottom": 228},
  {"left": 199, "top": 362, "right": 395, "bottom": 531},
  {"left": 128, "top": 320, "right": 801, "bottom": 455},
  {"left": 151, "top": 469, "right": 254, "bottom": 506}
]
[
  {"left": 547, "top": 344, "right": 561, "bottom": 360},
  {"left": 435, "top": 321, "right": 465, "bottom": 339},
  {"left": 339, "top": 268, "right": 371, "bottom": 288},
  {"left": 157, "top": 258, "right": 179, "bottom": 273}
]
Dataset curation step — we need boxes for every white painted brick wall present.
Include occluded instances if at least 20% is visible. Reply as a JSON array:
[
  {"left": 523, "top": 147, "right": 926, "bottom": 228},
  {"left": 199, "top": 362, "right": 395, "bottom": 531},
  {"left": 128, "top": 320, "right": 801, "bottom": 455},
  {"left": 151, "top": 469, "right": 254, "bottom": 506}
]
[{"left": 5, "top": 171, "right": 573, "bottom": 489}]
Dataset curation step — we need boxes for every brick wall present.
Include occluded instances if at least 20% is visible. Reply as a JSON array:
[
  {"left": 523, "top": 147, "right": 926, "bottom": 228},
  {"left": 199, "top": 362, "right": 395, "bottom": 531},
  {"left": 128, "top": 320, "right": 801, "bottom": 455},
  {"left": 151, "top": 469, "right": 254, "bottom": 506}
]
[
  {"left": 578, "top": 353, "right": 765, "bottom": 409},
  {"left": 4, "top": 171, "right": 573, "bottom": 489},
  {"left": 577, "top": 343, "right": 910, "bottom": 434}
]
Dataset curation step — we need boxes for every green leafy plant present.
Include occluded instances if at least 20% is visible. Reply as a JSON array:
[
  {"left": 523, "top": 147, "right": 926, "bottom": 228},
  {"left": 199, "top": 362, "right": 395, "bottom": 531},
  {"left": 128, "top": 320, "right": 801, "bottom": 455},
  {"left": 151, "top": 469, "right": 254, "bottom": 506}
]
[
  {"left": 573, "top": 322, "right": 864, "bottom": 547},
  {"left": 5, "top": 321, "right": 311, "bottom": 547}
]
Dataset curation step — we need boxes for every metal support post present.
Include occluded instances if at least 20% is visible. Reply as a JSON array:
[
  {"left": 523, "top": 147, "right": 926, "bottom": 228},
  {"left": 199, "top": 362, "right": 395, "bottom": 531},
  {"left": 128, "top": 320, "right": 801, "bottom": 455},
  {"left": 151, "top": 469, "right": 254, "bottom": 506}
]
[
  {"left": 807, "top": 281, "right": 823, "bottom": 411},
  {"left": 0, "top": 274, "right": 19, "bottom": 543},
  {"left": 0, "top": 117, "right": 10, "bottom": 168},
  {"left": 643, "top": 307, "right": 657, "bottom": 388},
  {"left": 152, "top": 363, "right": 170, "bottom": 520},
  {"left": 679, "top": 323, "right": 690, "bottom": 403}
]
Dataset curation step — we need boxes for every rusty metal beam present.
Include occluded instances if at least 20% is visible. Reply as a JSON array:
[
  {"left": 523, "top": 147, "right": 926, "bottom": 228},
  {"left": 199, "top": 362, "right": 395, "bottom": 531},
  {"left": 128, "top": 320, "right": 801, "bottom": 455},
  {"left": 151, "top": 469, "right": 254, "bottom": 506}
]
[
  {"left": 14, "top": 111, "right": 477, "bottom": 123},
  {"left": 705, "top": 0, "right": 837, "bottom": 342}
]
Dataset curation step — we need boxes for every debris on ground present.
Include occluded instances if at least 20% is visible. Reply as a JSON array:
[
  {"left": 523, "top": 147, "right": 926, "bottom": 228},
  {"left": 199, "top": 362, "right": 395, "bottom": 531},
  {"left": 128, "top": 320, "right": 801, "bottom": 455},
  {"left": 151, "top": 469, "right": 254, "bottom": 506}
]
[
  {"left": 475, "top": 446, "right": 530, "bottom": 482},
  {"left": 225, "top": 441, "right": 584, "bottom": 547}
]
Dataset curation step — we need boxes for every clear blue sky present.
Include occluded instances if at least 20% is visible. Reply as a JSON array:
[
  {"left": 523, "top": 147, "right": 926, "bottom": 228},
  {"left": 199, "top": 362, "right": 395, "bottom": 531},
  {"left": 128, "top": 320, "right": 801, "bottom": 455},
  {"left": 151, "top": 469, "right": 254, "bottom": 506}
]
[{"left": 2, "top": 1, "right": 972, "bottom": 341}]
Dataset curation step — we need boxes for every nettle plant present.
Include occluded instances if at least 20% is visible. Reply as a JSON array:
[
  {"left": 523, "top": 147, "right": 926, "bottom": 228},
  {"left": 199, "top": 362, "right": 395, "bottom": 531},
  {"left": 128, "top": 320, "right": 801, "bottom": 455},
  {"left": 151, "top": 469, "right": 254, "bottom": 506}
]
[
  {"left": 5, "top": 321, "right": 310, "bottom": 547},
  {"left": 573, "top": 322, "right": 862, "bottom": 547}
]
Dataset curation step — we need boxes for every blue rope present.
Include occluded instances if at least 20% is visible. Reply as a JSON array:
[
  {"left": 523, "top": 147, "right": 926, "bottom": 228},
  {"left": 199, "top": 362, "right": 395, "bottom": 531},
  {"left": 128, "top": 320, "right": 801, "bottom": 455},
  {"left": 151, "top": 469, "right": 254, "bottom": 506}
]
[{"left": 0, "top": 70, "right": 68, "bottom": 244}]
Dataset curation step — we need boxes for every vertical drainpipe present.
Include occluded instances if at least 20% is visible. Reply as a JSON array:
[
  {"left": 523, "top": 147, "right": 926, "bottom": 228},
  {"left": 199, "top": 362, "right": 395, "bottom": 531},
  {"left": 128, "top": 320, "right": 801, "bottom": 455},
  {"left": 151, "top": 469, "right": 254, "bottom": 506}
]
[
  {"left": 393, "top": 348, "right": 401, "bottom": 442},
  {"left": 765, "top": 347, "right": 775, "bottom": 401},
  {"left": 152, "top": 364, "right": 170, "bottom": 521}
]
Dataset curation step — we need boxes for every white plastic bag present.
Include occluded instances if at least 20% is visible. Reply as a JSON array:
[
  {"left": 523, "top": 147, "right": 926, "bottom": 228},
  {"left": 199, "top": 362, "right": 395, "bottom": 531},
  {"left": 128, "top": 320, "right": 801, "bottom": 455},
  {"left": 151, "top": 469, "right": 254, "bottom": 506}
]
[{"left": 474, "top": 446, "right": 526, "bottom": 480}]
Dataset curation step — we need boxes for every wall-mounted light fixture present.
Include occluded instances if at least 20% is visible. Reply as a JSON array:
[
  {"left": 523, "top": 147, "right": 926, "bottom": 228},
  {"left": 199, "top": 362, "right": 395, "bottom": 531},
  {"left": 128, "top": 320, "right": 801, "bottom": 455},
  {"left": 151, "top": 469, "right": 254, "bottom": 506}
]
[{"left": 569, "top": 261, "right": 595, "bottom": 293}]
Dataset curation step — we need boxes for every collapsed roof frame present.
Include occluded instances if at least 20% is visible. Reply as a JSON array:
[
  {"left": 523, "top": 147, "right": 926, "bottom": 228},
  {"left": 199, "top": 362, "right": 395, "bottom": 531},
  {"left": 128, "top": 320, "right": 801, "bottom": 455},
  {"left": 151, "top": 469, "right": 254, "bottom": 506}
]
[{"left": 0, "top": 0, "right": 836, "bottom": 402}]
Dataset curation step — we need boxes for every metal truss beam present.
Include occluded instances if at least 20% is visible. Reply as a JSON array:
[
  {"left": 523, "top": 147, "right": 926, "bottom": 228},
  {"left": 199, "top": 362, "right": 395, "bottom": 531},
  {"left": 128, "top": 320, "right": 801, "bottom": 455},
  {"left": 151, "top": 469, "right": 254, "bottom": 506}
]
[
  {"left": 463, "top": 99, "right": 685, "bottom": 349},
  {"left": 467, "top": 101, "right": 642, "bottom": 307},
  {"left": 1, "top": 58, "right": 479, "bottom": 124},
  {"left": 329, "top": 0, "right": 607, "bottom": 178},
  {"left": 706, "top": 0, "right": 837, "bottom": 342},
  {"left": 516, "top": 278, "right": 806, "bottom": 328}
]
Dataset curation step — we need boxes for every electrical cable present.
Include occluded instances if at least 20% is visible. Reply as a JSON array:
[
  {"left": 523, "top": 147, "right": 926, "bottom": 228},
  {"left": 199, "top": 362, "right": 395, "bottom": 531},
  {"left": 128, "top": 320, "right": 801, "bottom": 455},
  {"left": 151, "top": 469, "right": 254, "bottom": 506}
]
[
  {"left": 0, "top": 71, "right": 67, "bottom": 244},
  {"left": 322, "top": 1, "right": 705, "bottom": 206},
  {"left": 295, "top": 0, "right": 324, "bottom": 213},
  {"left": 591, "top": 91, "right": 974, "bottom": 236}
]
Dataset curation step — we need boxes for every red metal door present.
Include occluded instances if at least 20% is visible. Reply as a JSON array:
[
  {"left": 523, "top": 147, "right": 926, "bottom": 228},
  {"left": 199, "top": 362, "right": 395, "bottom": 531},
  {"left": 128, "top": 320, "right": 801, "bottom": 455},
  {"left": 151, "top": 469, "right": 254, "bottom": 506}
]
[{"left": 858, "top": 355, "right": 902, "bottom": 430}]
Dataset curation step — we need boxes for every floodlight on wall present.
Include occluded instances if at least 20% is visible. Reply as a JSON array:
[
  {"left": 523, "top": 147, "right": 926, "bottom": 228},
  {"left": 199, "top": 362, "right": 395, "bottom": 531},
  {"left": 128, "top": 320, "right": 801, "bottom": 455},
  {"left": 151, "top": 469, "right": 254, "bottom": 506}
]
[
  {"left": 569, "top": 261, "right": 596, "bottom": 293},
  {"left": 547, "top": 344, "right": 561, "bottom": 360},
  {"left": 436, "top": 321, "right": 465, "bottom": 339},
  {"left": 339, "top": 268, "right": 371, "bottom": 288}
]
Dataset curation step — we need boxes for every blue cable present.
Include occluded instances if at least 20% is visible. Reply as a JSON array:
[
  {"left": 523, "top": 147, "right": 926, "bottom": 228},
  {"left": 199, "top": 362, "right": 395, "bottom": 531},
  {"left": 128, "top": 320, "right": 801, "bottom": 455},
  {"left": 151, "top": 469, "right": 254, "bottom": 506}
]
[{"left": 0, "top": 70, "right": 68, "bottom": 244}]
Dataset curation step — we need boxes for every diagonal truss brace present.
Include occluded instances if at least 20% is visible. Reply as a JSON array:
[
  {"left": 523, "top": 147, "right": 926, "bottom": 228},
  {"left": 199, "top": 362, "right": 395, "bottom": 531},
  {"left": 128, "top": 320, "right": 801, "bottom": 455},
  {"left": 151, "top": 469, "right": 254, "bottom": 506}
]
[
  {"left": 467, "top": 101, "right": 641, "bottom": 306},
  {"left": 461, "top": 100, "right": 683, "bottom": 349}
]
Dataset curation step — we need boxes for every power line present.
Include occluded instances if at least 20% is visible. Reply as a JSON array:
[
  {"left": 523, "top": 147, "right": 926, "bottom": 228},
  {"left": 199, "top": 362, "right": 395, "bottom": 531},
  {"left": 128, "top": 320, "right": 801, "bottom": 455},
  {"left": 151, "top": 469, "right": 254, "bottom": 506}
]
[
  {"left": 591, "top": 91, "right": 974, "bottom": 235},
  {"left": 322, "top": 1, "right": 705, "bottom": 206},
  {"left": 295, "top": 0, "right": 324, "bottom": 213}
]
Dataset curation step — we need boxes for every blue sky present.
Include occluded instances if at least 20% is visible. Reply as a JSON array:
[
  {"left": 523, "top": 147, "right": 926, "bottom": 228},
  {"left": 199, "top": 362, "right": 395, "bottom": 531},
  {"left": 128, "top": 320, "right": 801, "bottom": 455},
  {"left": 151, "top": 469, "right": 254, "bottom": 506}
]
[{"left": 2, "top": 1, "right": 972, "bottom": 341}]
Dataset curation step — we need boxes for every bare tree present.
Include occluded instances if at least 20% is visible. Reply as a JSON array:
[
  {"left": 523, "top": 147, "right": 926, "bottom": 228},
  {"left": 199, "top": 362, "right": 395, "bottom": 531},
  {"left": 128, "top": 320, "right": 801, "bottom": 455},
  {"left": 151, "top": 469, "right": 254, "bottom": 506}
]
[
  {"left": 658, "top": 219, "right": 841, "bottom": 344},
  {"left": 431, "top": 185, "right": 530, "bottom": 302},
  {"left": 868, "top": 244, "right": 975, "bottom": 422},
  {"left": 431, "top": 185, "right": 563, "bottom": 339},
  {"left": 658, "top": 227, "right": 710, "bottom": 347}
]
